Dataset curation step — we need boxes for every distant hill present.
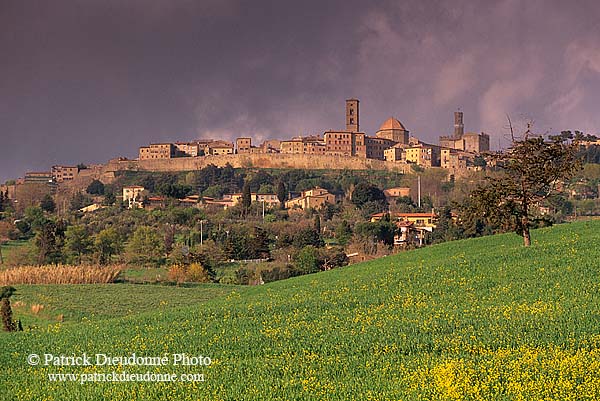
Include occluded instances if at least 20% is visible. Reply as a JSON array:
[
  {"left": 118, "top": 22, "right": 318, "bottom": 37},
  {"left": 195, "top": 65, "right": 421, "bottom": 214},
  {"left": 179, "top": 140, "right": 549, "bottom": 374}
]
[{"left": 2, "top": 220, "right": 600, "bottom": 400}]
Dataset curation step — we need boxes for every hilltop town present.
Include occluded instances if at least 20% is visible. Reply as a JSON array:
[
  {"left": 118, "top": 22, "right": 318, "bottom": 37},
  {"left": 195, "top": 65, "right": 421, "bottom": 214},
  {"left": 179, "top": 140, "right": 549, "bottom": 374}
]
[
  {"left": 10, "top": 99, "right": 493, "bottom": 190},
  {"left": 137, "top": 99, "right": 490, "bottom": 172}
]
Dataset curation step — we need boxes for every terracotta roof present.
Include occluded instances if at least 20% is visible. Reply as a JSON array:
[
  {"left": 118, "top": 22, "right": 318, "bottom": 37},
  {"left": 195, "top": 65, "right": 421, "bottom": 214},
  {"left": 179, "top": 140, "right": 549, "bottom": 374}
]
[
  {"left": 378, "top": 117, "right": 406, "bottom": 131},
  {"left": 396, "top": 221, "right": 414, "bottom": 227},
  {"left": 395, "top": 213, "right": 436, "bottom": 218}
]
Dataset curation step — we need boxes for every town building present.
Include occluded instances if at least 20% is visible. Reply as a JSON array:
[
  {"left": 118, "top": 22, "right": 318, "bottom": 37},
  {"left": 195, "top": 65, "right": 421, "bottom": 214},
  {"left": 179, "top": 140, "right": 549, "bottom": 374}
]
[
  {"left": 365, "top": 137, "right": 397, "bottom": 160},
  {"left": 383, "top": 187, "right": 411, "bottom": 198},
  {"left": 179, "top": 195, "right": 200, "bottom": 208},
  {"left": 51, "top": 165, "right": 78, "bottom": 182},
  {"left": 280, "top": 136, "right": 326, "bottom": 154},
  {"left": 384, "top": 144, "right": 406, "bottom": 162},
  {"left": 79, "top": 203, "right": 104, "bottom": 213},
  {"left": 139, "top": 143, "right": 178, "bottom": 160},
  {"left": 236, "top": 137, "right": 252, "bottom": 154},
  {"left": 261, "top": 139, "right": 281, "bottom": 153},
  {"left": 439, "top": 111, "right": 490, "bottom": 153},
  {"left": 24, "top": 172, "right": 53, "bottom": 184},
  {"left": 122, "top": 186, "right": 145, "bottom": 209},
  {"left": 174, "top": 142, "right": 200, "bottom": 157},
  {"left": 202, "top": 197, "right": 237, "bottom": 209},
  {"left": 371, "top": 212, "right": 438, "bottom": 229},
  {"left": 441, "top": 148, "right": 468, "bottom": 170},
  {"left": 285, "top": 187, "right": 336, "bottom": 210},
  {"left": 403, "top": 144, "right": 441, "bottom": 167},
  {"left": 205, "top": 140, "right": 234, "bottom": 155},
  {"left": 462, "top": 132, "right": 490, "bottom": 153},
  {"left": 324, "top": 131, "right": 367, "bottom": 157},
  {"left": 222, "top": 193, "right": 280, "bottom": 207}
]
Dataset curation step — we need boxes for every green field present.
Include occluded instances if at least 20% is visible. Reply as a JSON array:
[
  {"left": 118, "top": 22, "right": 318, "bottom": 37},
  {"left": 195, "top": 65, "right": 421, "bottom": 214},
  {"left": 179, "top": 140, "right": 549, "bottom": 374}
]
[
  {"left": 1, "top": 221, "right": 600, "bottom": 400},
  {"left": 0, "top": 239, "right": 30, "bottom": 267},
  {"left": 8, "top": 284, "right": 242, "bottom": 328}
]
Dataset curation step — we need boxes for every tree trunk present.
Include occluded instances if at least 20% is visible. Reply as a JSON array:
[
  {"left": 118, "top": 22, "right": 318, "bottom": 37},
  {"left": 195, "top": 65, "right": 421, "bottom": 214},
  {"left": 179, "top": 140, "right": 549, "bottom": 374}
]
[
  {"left": 521, "top": 181, "right": 531, "bottom": 247},
  {"left": 522, "top": 216, "right": 531, "bottom": 247}
]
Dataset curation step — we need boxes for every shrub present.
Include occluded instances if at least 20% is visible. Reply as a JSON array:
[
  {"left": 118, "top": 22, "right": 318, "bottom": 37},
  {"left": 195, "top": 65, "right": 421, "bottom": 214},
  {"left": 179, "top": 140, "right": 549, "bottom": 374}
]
[
  {"left": 186, "top": 263, "right": 211, "bottom": 283},
  {"left": 167, "top": 265, "right": 187, "bottom": 285},
  {"left": 167, "top": 263, "right": 213, "bottom": 284},
  {"left": 294, "top": 246, "right": 320, "bottom": 274}
]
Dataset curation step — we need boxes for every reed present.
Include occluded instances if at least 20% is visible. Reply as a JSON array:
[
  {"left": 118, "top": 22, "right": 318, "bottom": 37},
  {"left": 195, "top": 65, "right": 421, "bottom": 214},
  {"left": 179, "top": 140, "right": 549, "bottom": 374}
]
[{"left": 0, "top": 264, "right": 122, "bottom": 285}]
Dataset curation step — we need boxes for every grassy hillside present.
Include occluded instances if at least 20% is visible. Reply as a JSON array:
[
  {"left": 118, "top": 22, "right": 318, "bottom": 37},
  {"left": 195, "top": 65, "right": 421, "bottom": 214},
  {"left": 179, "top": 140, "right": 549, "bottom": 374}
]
[
  {"left": 2, "top": 221, "right": 600, "bottom": 400},
  {"left": 8, "top": 284, "right": 242, "bottom": 328}
]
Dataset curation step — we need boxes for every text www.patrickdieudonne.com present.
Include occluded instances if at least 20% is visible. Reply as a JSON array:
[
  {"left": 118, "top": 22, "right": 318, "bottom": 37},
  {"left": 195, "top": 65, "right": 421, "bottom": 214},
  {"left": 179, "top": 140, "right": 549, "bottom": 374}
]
[{"left": 48, "top": 371, "right": 205, "bottom": 384}]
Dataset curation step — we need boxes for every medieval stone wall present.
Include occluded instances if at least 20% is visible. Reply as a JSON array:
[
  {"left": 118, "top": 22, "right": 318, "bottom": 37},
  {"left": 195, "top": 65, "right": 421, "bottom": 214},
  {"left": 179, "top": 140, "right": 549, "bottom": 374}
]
[{"left": 104, "top": 153, "right": 412, "bottom": 174}]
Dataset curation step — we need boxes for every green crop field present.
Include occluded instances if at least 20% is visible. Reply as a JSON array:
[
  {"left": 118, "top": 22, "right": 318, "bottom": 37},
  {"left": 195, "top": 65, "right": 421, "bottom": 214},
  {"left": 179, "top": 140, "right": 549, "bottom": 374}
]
[
  {"left": 0, "top": 240, "right": 30, "bottom": 268},
  {"left": 8, "top": 284, "right": 242, "bottom": 328},
  {"left": 1, "top": 221, "right": 600, "bottom": 400}
]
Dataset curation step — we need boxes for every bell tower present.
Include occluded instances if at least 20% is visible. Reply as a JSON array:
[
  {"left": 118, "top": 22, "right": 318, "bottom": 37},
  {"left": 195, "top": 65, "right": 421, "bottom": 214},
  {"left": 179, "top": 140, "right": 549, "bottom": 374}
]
[
  {"left": 454, "top": 110, "right": 464, "bottom": 138},
  {"left": 346, "top": 99, "right": 359, "bottom": 132}
]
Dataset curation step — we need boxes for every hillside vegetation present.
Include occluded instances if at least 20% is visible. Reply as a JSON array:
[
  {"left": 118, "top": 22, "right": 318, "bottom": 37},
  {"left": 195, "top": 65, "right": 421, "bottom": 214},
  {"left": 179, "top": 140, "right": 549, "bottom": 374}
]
[{"left": 1, "top": 221, "right": 600, "bottom": 400}]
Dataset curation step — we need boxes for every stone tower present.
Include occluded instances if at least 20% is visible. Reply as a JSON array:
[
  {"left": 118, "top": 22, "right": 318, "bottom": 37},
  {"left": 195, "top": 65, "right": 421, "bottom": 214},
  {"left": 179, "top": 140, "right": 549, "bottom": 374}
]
[
  {"left": 454, "top": 111, "right": 464, "bottom": 138},
  {"left": 346, "top": 99, "right": 359, "bottom": 132}
]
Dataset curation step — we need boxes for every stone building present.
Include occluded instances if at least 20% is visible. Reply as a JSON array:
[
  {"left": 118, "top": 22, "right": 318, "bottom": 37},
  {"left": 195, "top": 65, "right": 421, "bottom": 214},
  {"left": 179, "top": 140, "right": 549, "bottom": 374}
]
[
  {"left": 280, "top": 136, "right": 326, "bottom": 154},
  {"left": 439, "top": 111, "right": 490, "bottom": 153},
  {"left": 441, "top": 148, "right": 470, "bottom": 170},
  {"left": 139, "top": 143, "right": 177, "bottom": 160},
  {"left": 285, "top": 187, "right": 336, "bottom": 210},
  {"left": 365, "top": 137, "right": 397, "bottom": 160},
  {"left": 261, "top": 139, "right": 281, "bottom": 153},
  {"left": 24, "top": 172, "right": 52, "bottom": 184},
  {"left": 383, "top": 187, "right": 411, "bottom": 198},
  {"left": 346, "top": 98, "right": 359, "bottom": 132},
  {"left": 51, "top": 165, "right": 78, "bottom": 182},
  {"left": 236, "top": 137, "right": 252, "bottom": 154},
  {"left": 205, "top": 140, "right": 234, "bottom": 155},
  {"left": 375, "top": 117, "right": 409, "bottom": 144},
  {"left": 462, "top": 132, "right": 490, "bottom": 153},
  {"left": 174, "top": 142, "right": 200, "bottom": 157},
  {"left": 384, "top": 144, "right": 405, "bottom": 162},
  {"left": 403, "top": 144, "right": 441, "bottom": 167},
  {"left": 122, "top": 186, "right": 145, "bottom": 209},
  {"left": 323, "top": 131, "right": 366, "bottom": 157}
]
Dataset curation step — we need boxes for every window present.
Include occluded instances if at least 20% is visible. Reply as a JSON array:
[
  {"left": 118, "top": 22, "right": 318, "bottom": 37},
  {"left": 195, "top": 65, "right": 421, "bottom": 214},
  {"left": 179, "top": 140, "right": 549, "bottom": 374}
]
[
  {"left": 350, "top": 118, "right": 354, "bottom": 125},
  {"left": 349, "top": 109, "right": 354, "bottom": 115}
]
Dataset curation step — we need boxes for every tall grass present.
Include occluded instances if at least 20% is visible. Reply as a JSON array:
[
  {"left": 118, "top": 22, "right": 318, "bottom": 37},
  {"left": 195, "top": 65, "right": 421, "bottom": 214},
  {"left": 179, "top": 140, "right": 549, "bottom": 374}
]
[{"left": 0, "top": 264, "right": 121, "bottom": 285}]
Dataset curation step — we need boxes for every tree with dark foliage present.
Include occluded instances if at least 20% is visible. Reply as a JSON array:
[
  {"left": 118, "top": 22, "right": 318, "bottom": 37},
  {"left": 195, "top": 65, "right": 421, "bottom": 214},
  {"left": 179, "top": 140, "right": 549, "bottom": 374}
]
[
  {"left": 241, "top": 182, "right": 252, "bottom": 216},
  {"left": 40, "top": 194, "right": 56, "bottom": 213},
  {"left": 86, "top": 179, "right": 105, "bottom": 195},
  {"left": 277, "top": 181, "right": 287, "bottom": 209},
  {"left": 467, "top": 130, "right": 581, "bottom": 246},
  {"left": 1, "top": 286, "right": 20, "bottom": 332}
]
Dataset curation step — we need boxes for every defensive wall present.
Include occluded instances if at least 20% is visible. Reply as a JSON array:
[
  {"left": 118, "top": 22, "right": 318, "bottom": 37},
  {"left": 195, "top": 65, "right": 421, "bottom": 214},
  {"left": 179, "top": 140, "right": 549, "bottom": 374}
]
[{"left": 104, "top": 153, "right": 412, "bottom": 174}]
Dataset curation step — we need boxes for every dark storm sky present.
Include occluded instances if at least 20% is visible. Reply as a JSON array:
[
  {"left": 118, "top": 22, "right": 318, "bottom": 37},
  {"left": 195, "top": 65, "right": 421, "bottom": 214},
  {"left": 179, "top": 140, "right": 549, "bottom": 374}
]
[{"left": 2, "top": 0, "right": 600, "bottom": 183}]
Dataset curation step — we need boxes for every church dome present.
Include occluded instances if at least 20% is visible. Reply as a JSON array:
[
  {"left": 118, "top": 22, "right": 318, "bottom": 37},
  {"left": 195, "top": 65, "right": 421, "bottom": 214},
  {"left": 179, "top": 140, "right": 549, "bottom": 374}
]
[{"left": 379, "top": 117, "right": 406, "bottom": 131}]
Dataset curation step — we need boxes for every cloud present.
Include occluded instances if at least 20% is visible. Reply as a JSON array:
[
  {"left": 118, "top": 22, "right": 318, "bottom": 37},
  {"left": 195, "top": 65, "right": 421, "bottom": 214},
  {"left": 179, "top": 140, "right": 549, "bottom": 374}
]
[
  {"left": 434, "top": 53, "right": 476, "bottom": 105},
  {"left": 566, "top": 39, "right": 600, "bottom": 78},
  {"left": 479, "top": 62, "right": 543, "bottom": 141}
]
